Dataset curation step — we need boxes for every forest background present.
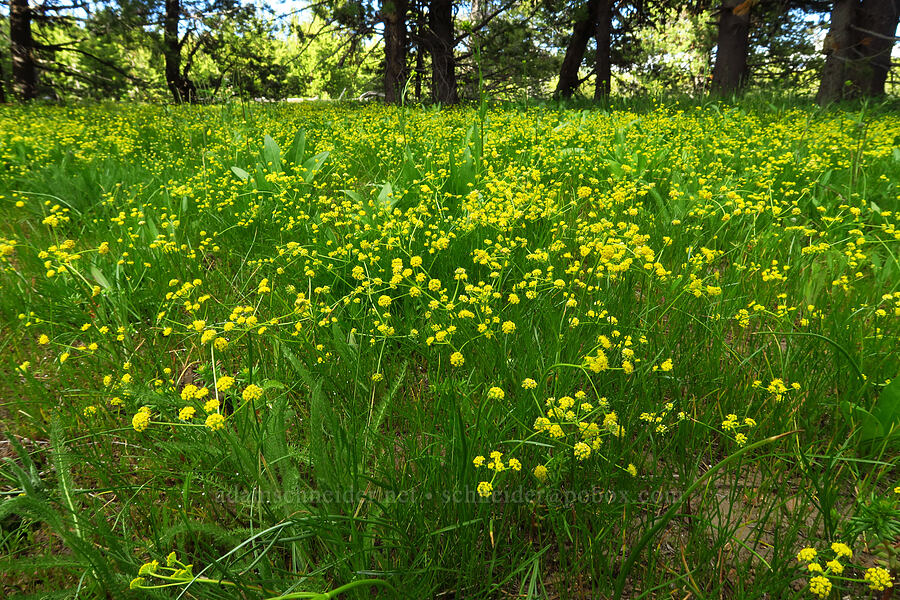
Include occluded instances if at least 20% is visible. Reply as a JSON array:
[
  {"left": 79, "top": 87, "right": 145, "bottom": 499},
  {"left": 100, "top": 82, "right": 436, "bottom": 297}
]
[{"left": 0, "top": 0, "right": 898, "bottom": 105}]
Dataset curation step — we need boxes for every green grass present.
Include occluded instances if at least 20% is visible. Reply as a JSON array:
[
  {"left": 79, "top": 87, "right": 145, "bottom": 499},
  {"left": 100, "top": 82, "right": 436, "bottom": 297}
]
[{"left": 0, "top": 98, "right": 898, "bottom": 599}]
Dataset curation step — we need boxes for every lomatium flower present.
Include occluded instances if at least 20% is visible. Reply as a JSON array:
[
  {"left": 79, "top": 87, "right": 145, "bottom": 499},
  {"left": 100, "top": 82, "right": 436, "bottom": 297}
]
[
  {"left": 573, "top": 442, "right": 591, "bottom": 461},
  {"left": 808, "top": 575, "right": 831, "bottom": 598},
  {"left": 132, "top": 407, "right": 151, "bottom": 432},
  {"left": 825, "top": 560, "right": 843, "bottom": 574},
  {"left": 797, "top": 547, "right": 817, "bottom": 562},
  {"left": 585, "top": 350, "right": 608, "bottom": 372},
  {"left": 476, "top": 481, "right": 493, "bottom": 498},
  {"left": 487, "top": 387, "right": 505, "bottom": 400},
  {"left": 864, "top": 567, "right": 893, "bottom": 591},
  {"left": 241, "top": 384, "right": 263, "bottom": 402},
  {"left": 830, "top": 542, "right": 851, "bottom": 558},
  {"left": 205, "top": 413, "right": 225, "bottom": 431}
]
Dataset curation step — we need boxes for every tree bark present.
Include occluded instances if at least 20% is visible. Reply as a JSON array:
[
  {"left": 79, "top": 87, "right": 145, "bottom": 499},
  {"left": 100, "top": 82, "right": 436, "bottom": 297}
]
[
  {"left": 555, "top": 0, "right": 604, "bottom": 99},
  {"left": 383, "top": 0, "right": 408, "bottom": 103},
  {"left": 593, "top": 0, "right": 612, "bottom": 100},
  {"left": 164, "top": 0, "right": 196, "bottom": 103},
  {"left": 711, "top": 0, "right": 751, "bottom": 94},
  {"left": 851, "top": 0, "right": 900, "bottom": 96},
  {"left": 10, "top": 0, "right": 37, "bottom": 102},
  {"left": 817, "top": 0, "right": 900, "bottom": 102},
  {"left": 428, "top": 0, "right": 458, "bottom": 104},
  {"left": 413, "top": 0, "right": 425, "bottom": 100},
  {"left": 817, "top": 0, "right": 856, "bottom": 102},
  {"left": 0, "top": 59, "right": 7, "bottom": 103}
]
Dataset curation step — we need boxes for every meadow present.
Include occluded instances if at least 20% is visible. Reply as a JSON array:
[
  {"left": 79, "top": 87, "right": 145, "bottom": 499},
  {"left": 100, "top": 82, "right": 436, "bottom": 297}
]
[{"left": 0, "top": 99, "right": 898, "bottom": 599}]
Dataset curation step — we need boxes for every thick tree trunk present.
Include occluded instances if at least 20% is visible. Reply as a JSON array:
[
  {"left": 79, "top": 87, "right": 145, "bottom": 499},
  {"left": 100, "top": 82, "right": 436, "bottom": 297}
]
[
  {"left": 428, "top": 0, "right": 458, "bottom": 104},
  {"left": 593, "top": 0, "right": 612, "bottom": 100},
  {"left": 817, "top": 0, "right": 900, "bottom": 102},
  {"left": 383, "top": 0, "right": 408, "bottom": 103},
  {"left": 10, "top": 0, "right": 37, "bottom": 102},
  {"left": 164, "top": 0, "right": 196, "bottom": 103},
  {"left": 711, "top": 0, "right": 751, "bottom": 94},
  {"left": 555, "top": 0, "right": 604, "bottom": 99},
  {"left": 817, "top": 0, "right": 856, "bottom": 102},
  {"left": 852, "top": 0, "right": 900, "bottom": 95}
]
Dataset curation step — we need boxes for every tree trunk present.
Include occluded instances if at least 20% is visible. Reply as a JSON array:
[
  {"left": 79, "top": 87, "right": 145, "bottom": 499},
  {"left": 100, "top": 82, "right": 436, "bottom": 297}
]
[
  {"left": 851, "top": 0, "right": 900, "bottom": 96},
  {"left": 817, "top": 0, "right": 856, "bottom": 102},
  {"left": 0, "top": 55, "right": 8, "bottom": 103},
  {"left": 593, "top": 0, "right": 612, "bottom": 100},
  {"left": 414, "top": 0, "right": 425, "bottom": 100},
  {"left": 164, "top": 0, "right": 196, "bottom": 103},
  {"left": 817, "top": 0, "right": 900, "bottom": 102},
  {"left": 10, "top": 0, "right": 37, "bottom": 102},
  {"left": 383, "top": 0, "right": 408, "bottom": 103},
  {"left": 428, "top": 0, "right": 458, "bottom": 104},
  {"left": 555, "top": 0, "right": 603, "bottom": 99},
  {"left": 711, "top": 0, "right": 751, "bottom": 94}
]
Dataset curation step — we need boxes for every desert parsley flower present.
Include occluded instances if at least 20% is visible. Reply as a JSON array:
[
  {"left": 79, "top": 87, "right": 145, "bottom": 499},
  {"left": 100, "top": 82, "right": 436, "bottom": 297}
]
[
  {"left": 132, "top": 407, "right": 151, "bottom": 432},
  {"left": 573, "top": 442, "right": 591, "bottom": 461},
  {"left": 242, "top": 384, "right": 263, "bottom": 402},
  {"left": 830, "top": 542, "right": 851, "bottom": 558},
  {"left": 476, "top": 481, "right": 493, "bottom": 498},
  {"left": 864, "top": 567, "right": 892, "bottom": 591},
  {"left": 796, "top": 547, "right": 817, "bottom": 562},
  {"left": 808, "top": 575, "right": 831, "bottom": 598},
  {"left": 205, "top": 413, "right": 225, "bottom": 431}
]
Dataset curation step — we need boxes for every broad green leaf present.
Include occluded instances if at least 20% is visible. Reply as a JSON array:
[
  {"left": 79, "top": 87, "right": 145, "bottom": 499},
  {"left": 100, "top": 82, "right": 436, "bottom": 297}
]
[
  {"left": 90, "top": 265, "right": 111, "bottom": 290},
  {"left": 302, "top": 151, "right": 329, "bottom": 183},
  {"left": 230, "top": 166, "right": 250, "bottom": 181},
  {"left": 377, "top": 182, "right": 395, "bottom": 210},
  {"left": 288, "top": 129, "right": 306, "bottom": 167},
  {"left": 262, "top": 134, "right": 282, "bottom": 173}
]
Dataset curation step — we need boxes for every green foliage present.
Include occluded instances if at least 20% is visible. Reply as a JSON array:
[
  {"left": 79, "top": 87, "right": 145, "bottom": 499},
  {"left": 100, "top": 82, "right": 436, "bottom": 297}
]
[{"left": 0, "top": 99, "right": 899, "bottom": 598}]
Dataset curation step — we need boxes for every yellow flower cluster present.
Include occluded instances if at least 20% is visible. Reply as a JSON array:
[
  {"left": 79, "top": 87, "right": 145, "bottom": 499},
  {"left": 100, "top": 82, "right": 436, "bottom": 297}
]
[
  {"left": 132, "top": 406, "right": 151, "bottom": 432},
  {"left": 241, "top": 384, "right": 263, "bottom": 402}
]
